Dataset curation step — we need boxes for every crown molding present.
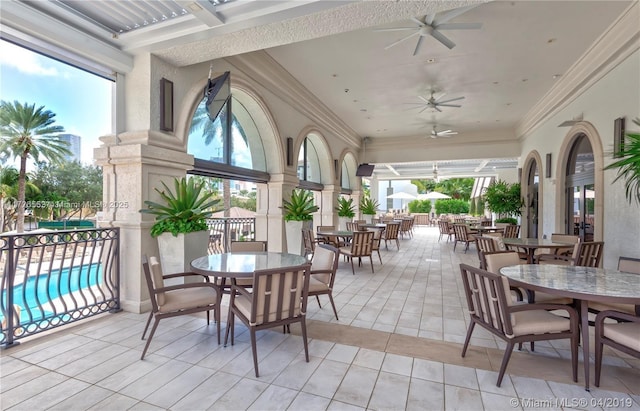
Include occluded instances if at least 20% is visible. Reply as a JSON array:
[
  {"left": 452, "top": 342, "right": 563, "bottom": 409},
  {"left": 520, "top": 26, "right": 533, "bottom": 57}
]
[
  {"left": 227, "top": 51, "right": 362, "bottom": 147},
  {"left": 517, "top": 2, "right": 640, "bottom": 139}
]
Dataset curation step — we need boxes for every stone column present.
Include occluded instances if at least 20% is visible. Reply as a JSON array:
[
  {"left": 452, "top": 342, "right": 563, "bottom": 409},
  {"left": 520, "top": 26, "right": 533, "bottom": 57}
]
[
  {"left": 94, "top": 131, "right": 194, "bottom": 313},
  {"left": 320, "top": 185, "right": 340, "bottom": 227},
  {"left": 264, "top": 172, "right": 299, "bottom": 252}
]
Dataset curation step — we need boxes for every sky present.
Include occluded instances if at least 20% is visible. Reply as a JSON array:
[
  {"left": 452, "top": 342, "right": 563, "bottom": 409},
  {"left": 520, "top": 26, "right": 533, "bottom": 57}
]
[{"left": 0, "top": 39, "right": 112, "bottom": 164}]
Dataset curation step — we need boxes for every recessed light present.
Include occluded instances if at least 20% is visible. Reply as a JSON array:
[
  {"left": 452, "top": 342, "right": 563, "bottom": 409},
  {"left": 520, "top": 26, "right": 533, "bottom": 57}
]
[
  {"left": 426, "top": 58, "right": 436, "bottom": 63},
  {"left": 332, "top": 74, "right": 338, "bottom": 78},
  {"left": 353, "top": 100, "right": 358, "bottom": 103},
  {"left": 360, "top": 108, "right": 367, "bottom": 112},
  {"left": 553, "top": 74, "right": 562, "bottom": 79},
  {"left": 522, "top": 78, "right": 528, "bottom": 82},
  {"left": 547, "top": 38, "right": 557, "bottom": 44},
  {"left": 493, "top": 81, "right": 499, "bottom": 85},
  {"left": 506, "top": 103, "right": 512, "bottom": 106}
]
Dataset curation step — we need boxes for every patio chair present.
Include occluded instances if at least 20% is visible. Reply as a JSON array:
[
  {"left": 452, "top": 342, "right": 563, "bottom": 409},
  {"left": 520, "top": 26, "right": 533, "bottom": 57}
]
[
  {"left": 141, "top": 256, "right": 221, "bottom": 360},
  {"left": 459, "top": 263, "right": 579, "bottom": 387},
  {"left": 382, "top": 222, "right": 401, "bottom": 250},
  {"left": 484, "top": 251, "right": 572, "bottom": 306},
  {"left": 317, "top": 225, "right": 343, "bottom": 248},
  {"left": 399, "top": 218, "right": 412, "bottom": 239},
  {"left": 225, "top": 264, "right": 311, "bottom": 377},
  {"left": 339, "top": 230, "right": 375, "bottom": 274},
  {"left": 308, "top": 244, "right": 340, "bottom": 320},
  {"left": 594, "top": 310, "right": 640, "bottom": 387},
  {"left": 438, "top": 220, "right": 454, "bottom": 242},
  {"left": 302, "top": 228, "right": 323, "bottom": 258},
  {"left": 346, "top": 221, "right": 359, "bottom": 231},
  {"left": 476, "top": 235, "right": 505, "bottom": 269},
  {"left": 370, "top": 228, "right": 383, "bottom": 264},
  {"left": 536, "top": 241, "right": 604, "bottom": 268},
  {"left": 229, "top": 241, "right": 268, "bottom": 289},
  {"left": 452, "top": 224, "right": 476, "bottom": 253},
  {"left": 589, "top": 256, "right": 640, "bottom": 317},
  {"left": 503, "top": 224, "right": 520, "bottom": 239}
]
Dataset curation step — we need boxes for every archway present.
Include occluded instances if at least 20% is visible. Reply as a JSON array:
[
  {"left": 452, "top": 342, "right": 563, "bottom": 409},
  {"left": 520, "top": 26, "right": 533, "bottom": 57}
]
[{"left": 522, "top": 151, "right": 542, "bottom": 238}]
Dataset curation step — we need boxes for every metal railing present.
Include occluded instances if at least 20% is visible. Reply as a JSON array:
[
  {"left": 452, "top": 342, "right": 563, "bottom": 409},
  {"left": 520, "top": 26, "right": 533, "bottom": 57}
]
[
  {"left": 0, "top": 228, "right": 120, "bottom": 347},
  {"left": 207, "top": 217, "right": 256, "bottom": 254}
]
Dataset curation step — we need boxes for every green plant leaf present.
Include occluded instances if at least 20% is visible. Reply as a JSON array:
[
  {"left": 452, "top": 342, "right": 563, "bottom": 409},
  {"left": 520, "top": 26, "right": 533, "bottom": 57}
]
[
  {"left": 605, "top": 117, "right": 640, "bottom": 205},
  {"left": 282, "top": 189, "right": 318, "bottom": 221},
  {"left": 140, "top": 176, "right": 220, "bottom": 237}
]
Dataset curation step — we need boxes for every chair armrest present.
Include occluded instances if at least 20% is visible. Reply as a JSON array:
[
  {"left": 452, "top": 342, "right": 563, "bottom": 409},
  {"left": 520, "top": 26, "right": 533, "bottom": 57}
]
[
  {"left": 162, "top": 271, "right": 209, "bottom": 281},
  {"left": 595, "top": 309, "right": 640, "bottom": 324},
  {"left": 230, "top": 283, "right": 252, "bottom": 298},
  {"left": 310, "top": 269, "right": 332, "bottom": 275}
]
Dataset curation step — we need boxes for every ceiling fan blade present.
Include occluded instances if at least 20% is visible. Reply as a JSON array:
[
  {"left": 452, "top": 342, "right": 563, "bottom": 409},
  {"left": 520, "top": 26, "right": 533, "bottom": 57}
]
[
  {"left": 418, "top": 106, "right": 432, "bottom": 114},
  {"left": 411, "top": 17, "right": 425, "bottom": 26},
  {"left": 437, "top": 96, "right": 465, "bottom": 104},
  {"left": 436, "top": 22, "right": 482, "bottom": 30},
  {"left": 440, "top": 129, "right": 453, "bottom": 134},
  {"left": 434, "top": 106, "right": 442, "bottom": 113},
  {"left": 412, "top": 35, "right": 425, "bottom": 56},
  {"left": 374, "top": 27, "right": 420, "bottom": 32},
  {"left": 434, "top": 4, "right": 479, "bottom": 25},
  {"left": 430, "top": 29, "right": 456, "bottom": 49},
  {"left": 437, "top": 103, "right": 462, "bottom": 108},
  {"left": 384, "top": 31, "right": 420, "bottom": 50}
]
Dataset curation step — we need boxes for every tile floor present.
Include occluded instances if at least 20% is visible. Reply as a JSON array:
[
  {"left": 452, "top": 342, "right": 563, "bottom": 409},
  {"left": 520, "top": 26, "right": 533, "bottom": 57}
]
[{"left": 1, "top": 226, "right": 639, "bottom": 410}]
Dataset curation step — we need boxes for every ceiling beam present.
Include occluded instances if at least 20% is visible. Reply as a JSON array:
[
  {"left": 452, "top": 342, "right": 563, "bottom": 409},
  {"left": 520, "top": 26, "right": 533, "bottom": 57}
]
[
  {"left": 474, "top": 159, "right": 489, "bottom": 173},
  {"left": 385, "top": 164, "right": 400, "bottom": 176}
]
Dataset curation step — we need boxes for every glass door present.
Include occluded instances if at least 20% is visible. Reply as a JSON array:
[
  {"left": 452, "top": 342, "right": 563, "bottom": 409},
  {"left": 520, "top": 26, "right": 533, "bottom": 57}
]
[
  {"left": 565, "top": 135, "right": 595, "bottom": 242},
  {"left": 526, "top": 161, "right": 539, "bottom": 238}
]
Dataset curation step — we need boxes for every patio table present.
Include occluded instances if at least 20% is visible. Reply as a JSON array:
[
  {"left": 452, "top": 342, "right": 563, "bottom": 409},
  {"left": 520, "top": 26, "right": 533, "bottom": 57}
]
[
  {"left": 502, "top": 238, "right": 570, "bottom": 263},
  {"left": 499, "top": 263, "right": 640, "bottom": 391},
  {"left": 191, "top": 252, "right": 309, "bottom": 345}
]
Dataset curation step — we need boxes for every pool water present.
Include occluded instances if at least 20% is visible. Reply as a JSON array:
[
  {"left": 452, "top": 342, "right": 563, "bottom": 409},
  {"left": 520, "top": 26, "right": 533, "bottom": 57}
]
[{"left": 1, "top": 263, "right": 102, "bottom": 323}]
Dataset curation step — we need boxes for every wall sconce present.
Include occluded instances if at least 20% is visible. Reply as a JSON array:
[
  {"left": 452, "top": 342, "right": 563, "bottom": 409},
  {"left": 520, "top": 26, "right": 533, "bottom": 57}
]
[
  {"left": 286, "top": 137, "right": 293, "bottom": 166},
  {"left": 545, "top": 153, "right": 552, "bottom": 178},
  {"left": 159, "top": 78, "right": 173, "bottom": 132}
]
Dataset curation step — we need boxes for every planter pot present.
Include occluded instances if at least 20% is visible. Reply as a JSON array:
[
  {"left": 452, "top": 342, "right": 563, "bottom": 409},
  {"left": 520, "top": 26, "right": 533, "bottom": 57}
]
[
  {"left": 338, "top": 217, "right": 351, "bottom": 231},
  {"left": 363, "top": 215, "right": 374, "bottom": 224},
  {"left": 285, "top": 220, "right": 312, "bottom": 255},
  {"left": 157, "top": 230, "right": 209, "bottom": 280}
]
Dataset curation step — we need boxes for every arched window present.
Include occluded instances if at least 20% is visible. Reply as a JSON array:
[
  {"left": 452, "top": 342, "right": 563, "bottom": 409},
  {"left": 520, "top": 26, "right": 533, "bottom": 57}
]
[
  {"left": 188, "top": 96, "right": 266, "bottom": 175},
  {"left": 297, "top": 137, "right": 321, "bottom": 183}
]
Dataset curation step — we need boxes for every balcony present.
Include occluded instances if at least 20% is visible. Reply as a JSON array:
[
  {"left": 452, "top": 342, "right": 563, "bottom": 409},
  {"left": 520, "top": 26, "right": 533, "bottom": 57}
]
[{"left": 1, "top": 226, "right": 637, "bottom": 410}]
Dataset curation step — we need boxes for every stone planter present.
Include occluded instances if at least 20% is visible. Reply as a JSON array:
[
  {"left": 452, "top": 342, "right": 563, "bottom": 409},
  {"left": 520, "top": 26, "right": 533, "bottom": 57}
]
[
  {"left": 285, "top": 220, "right": 312, "bottom": 255},
  {"left": 157, "top": 230, "right": 209, "bottom": 280},
  {"left": 338, "top": 217, "right": 351, "bottom": 231}
]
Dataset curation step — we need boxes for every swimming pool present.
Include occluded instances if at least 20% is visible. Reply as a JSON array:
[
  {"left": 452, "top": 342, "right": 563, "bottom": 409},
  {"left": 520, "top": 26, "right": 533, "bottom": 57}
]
[{"left": 1, "top": 263, "right": 102, "bottom": 323}]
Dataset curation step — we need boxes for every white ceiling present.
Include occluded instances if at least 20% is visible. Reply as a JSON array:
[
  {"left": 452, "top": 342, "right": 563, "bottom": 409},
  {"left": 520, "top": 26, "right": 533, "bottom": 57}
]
[{"left": 2, "top": 0, "right": 631, "bottom": 181}]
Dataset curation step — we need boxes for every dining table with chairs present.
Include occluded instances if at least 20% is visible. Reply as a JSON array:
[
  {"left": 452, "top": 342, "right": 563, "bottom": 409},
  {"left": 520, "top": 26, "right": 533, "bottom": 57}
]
[{"left": 499, "top": 263, "right": 640, "bottom": 391}]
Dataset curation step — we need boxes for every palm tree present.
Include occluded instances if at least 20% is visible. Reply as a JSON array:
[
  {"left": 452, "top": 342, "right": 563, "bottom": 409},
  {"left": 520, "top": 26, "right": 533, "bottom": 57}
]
[{"left": 0, "top": 101, "right": 70, "bottom": 232}]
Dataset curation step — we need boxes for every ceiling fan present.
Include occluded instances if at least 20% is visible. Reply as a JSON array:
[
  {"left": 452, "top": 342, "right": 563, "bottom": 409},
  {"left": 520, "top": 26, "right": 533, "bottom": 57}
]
[
  {"left": 430, "top": 125, "right": 458, "bottom": 138},
  {"left": 374, "top": 4, "right": 482, "bottom": 54},
  {"left": 406, "top": 90, "right": 465, "bottom": 113}
]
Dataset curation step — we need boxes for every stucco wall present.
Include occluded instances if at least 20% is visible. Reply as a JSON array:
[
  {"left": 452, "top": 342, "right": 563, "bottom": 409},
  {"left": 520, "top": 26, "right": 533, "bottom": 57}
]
[{"left": 520, "top": 50, "right": 640, "bottom": 268}]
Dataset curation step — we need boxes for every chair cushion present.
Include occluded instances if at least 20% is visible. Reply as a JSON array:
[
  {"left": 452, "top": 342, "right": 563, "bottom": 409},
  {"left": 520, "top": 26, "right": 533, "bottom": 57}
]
[
  {"left": 308, "top": 276, "right": 329, "bottom": 293},
  {"left": 159, "top": 287, "right": 217, "bottom": 313},
  {"left": 510, "top": 310, "right": 571, "bottom": 337},
  {"left": 531, "top": 291, "right": 573, "bottom": 305},
  {"left": 603, "top": 323, "right": 640, "bottom": 351},
  {"left": 589, "top": 302, "right": 635, "bottom": 315},
  {"left": 311, "top": 247, "right": 334, "bottom": 273},
  {"left": 149, "top": 257, "right": 165, "bottom": 305}
]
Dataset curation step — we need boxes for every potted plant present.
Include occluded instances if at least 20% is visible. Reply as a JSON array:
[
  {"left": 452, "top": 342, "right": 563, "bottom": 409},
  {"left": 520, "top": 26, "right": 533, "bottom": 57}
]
[
  {"left": 282, "top": 189, "right": 318, "bottom": 255},
  {"left": 360, "top": 196, "right": 379, "bottom": 223},
  {"left": 483, "top": 180, "right": 523, "bottom": 224},
  {"left": 605, "top": 117, "right": 640, "bottom": 205},
  {"left": 140, "top": 177, "right": 219, "bottom": 274},
  {"left": 336, "top": 196, "right": 355, "bottom": 230}
]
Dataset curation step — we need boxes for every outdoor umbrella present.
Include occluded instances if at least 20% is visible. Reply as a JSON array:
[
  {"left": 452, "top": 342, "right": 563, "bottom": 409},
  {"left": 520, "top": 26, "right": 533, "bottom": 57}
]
[
  {"left": 417, "top": 192, "right": 451, "bottom": 200},
  {"left": 386, "top": 192, "right": 416, "bottom": 211}
]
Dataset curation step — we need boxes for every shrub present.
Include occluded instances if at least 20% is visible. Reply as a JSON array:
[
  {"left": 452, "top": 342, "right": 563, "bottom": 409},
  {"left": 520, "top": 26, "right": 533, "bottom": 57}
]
[{"left": 408, "top": 199, "right": 431, "bottom": 213}]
